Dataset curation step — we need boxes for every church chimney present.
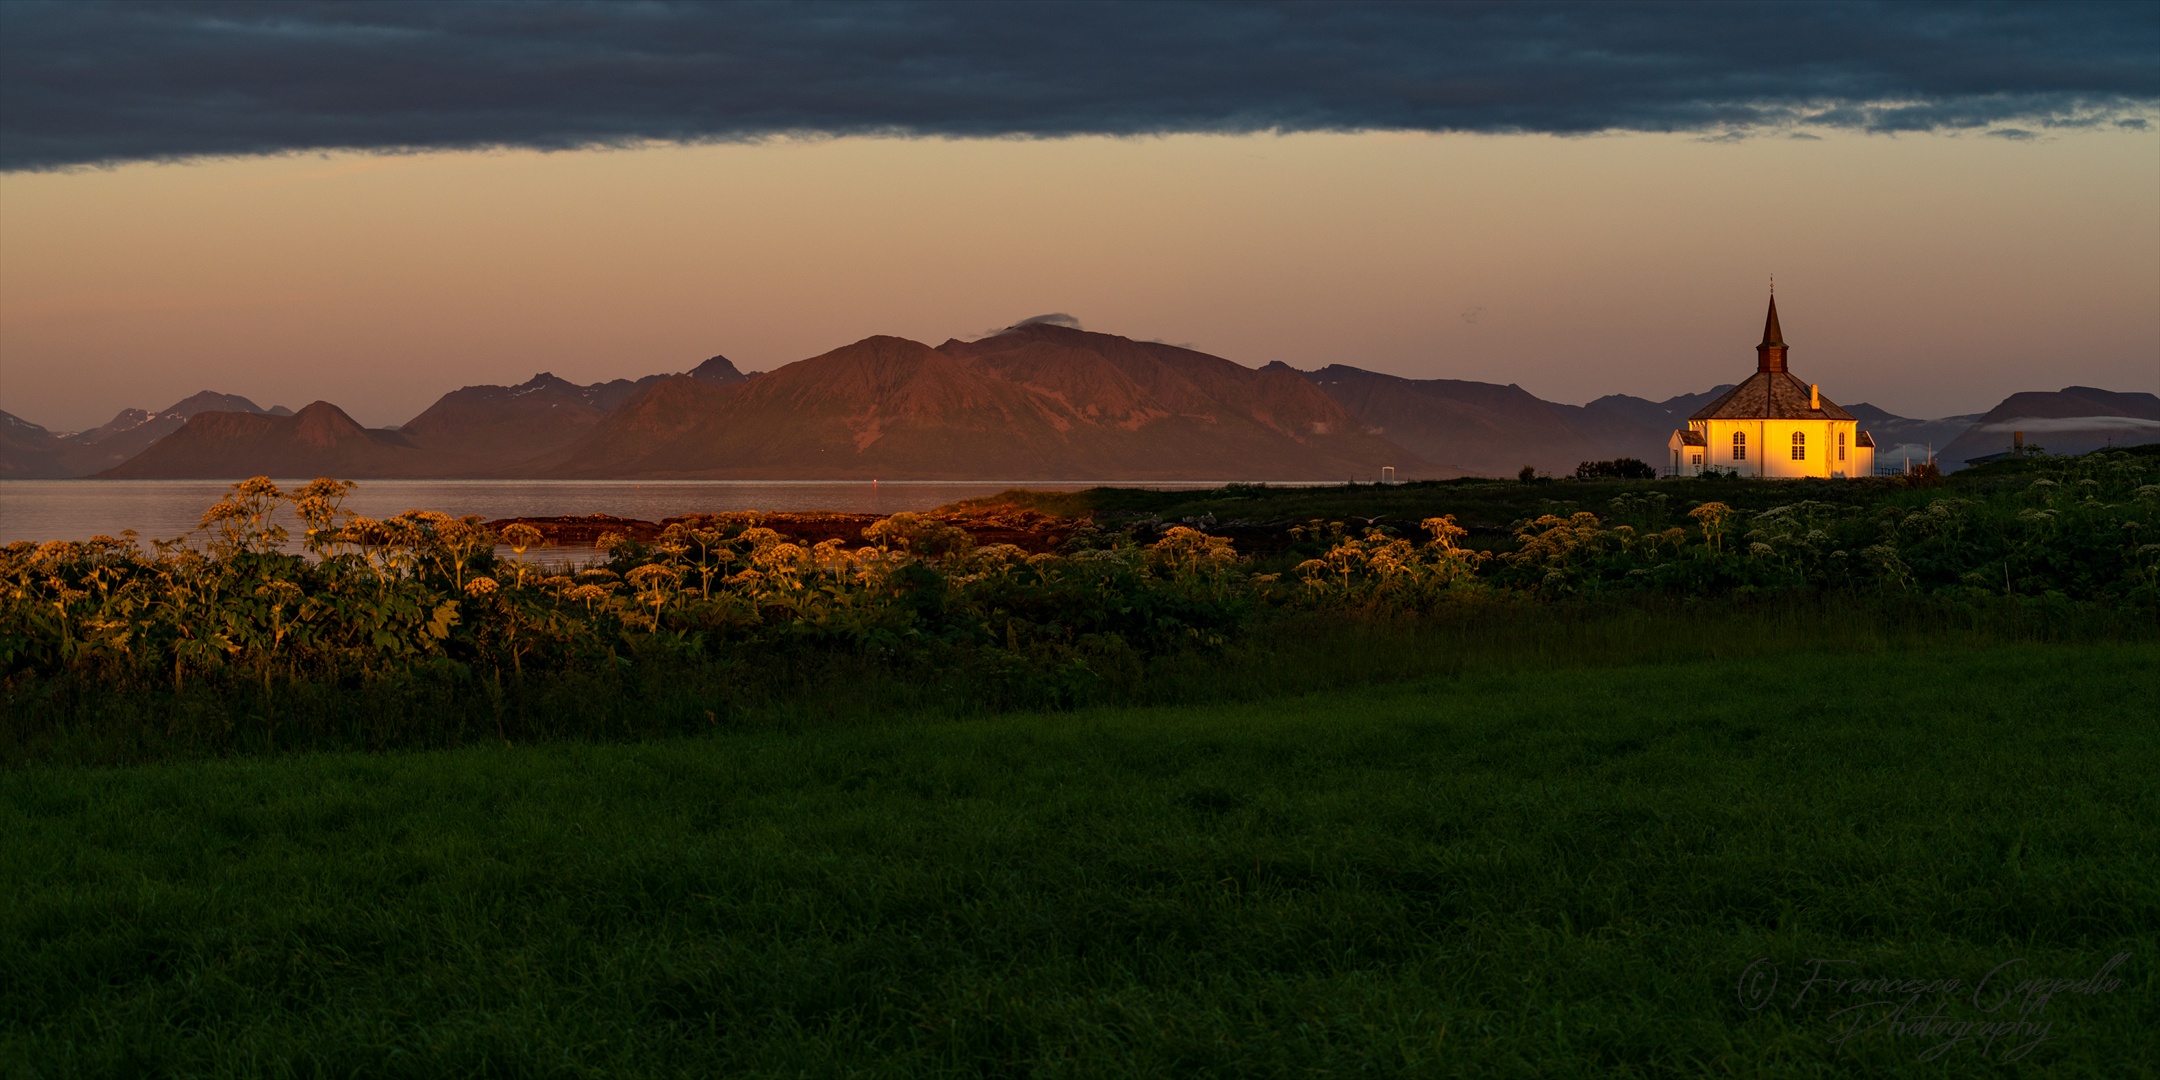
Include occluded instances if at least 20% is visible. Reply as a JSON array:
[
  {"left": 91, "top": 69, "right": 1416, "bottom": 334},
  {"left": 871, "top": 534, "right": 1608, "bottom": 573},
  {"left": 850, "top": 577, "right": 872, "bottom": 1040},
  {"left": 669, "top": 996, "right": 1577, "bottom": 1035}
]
[
  {"left": 1756, "top": 293, "right": 1788, "bottom": 373},
  {"left": 1810, "top": 383, "right": 1820, "bottom": 410}
]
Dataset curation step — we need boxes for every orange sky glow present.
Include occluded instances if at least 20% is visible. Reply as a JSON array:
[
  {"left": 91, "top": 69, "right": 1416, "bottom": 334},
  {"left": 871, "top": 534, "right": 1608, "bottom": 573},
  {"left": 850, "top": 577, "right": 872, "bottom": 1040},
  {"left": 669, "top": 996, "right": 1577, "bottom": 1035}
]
[{"left": 2, "top": 129, "right": 2154, "bottom": 430}]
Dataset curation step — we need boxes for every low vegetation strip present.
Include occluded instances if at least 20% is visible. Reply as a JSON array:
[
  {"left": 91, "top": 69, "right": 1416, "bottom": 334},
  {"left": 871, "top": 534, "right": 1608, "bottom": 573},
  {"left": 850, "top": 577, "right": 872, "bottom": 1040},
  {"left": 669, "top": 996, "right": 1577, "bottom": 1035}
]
[
  {"left": 2, "top": 448, "right": 2155, "bottom": 766},
  {"left": 476, "top": 506, "right": 1078, "bottom": 553},
  {"left": 4, "top": 642, "right": 2154, "bottom": 1076}
]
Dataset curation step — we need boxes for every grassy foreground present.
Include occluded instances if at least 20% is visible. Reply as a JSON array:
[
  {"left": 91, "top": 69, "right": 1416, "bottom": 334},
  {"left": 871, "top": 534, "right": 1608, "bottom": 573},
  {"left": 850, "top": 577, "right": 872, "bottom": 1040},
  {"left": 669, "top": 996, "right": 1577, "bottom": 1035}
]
[{"left": 6, "top": 641, "right": 2155, "bottom": 1077}]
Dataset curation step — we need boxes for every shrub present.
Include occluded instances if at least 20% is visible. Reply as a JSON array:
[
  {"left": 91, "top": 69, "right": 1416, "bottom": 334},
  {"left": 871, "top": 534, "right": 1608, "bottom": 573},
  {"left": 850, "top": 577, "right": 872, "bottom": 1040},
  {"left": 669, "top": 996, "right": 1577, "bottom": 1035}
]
[{"left": 1575, "top": 458, "right": 1658, "bottom": 480}]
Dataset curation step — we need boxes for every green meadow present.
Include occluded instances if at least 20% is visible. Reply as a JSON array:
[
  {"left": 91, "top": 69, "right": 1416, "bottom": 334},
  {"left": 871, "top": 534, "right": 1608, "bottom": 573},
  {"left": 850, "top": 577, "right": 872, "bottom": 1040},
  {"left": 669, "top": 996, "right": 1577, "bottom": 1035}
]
[
  {"left": 7, "top": 453, "right": 2158, "bottom": 1074},
  {"left": 7, "top": 633, "right": 2155, "bottom": 1077}
]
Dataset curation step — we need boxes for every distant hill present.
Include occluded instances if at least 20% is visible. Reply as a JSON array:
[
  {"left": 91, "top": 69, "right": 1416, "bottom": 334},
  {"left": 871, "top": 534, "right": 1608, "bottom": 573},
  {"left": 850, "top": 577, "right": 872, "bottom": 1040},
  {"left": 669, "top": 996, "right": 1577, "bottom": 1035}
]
[
  {"left": 685, "top": 355, "right": 753, "bottom": 385},
  {"left": 64, "top": 391, "right": 292, "bottom": 476},
  {"left": 0, "top": 391, "right": 289, "bottom": 478},
  {"left": 399, "top": 374, "right": 632, "bottom": 473},
  {"left": 396, "top": 358, "right": 751, "bottom": 473},
  {"left": 1576, "top": 388, "right": 1733, "bottom": 432},
  {"left": 97, "top": 402, "right": 444, "bottom": 479},
  {"left": 1939, "top": 387, "right": 2160, "bottom": 466},
  {"left": 536, "top": 326, "right": 1417, "bottom": 479},
  {"left": 1842, "top": 403, "right": 1981, "bottom": 469},
  {"left": 1, "top": 411, "right": 68, "bottom": 478},
  {"left": 1299, "top": 365, "right": 1607, "bottom": 476},
  {"left": 1296, "top": 367, "right": 1731, "bottom": 476}
]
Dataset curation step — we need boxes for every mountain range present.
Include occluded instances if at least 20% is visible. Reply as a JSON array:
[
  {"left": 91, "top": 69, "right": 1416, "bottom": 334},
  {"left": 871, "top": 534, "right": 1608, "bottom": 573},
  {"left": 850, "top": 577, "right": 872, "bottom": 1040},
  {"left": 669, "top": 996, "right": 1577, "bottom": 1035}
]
[
  {"left": 1, "top": 391, "right": 294, "bottom": 479},
  {"left": 533, "top": 327, "right": 1407, "bottom": 480},
  {"left": 4, "top": 323, "right": 2154, "bottom": 480}
]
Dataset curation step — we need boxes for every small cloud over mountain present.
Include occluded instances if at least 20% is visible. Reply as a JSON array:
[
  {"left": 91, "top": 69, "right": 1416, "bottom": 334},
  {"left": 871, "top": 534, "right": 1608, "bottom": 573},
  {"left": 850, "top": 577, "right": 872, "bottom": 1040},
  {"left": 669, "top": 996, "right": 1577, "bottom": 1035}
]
[
  {"left": 1974, "top": 416, "right": 2160, "bottom": 434},
  {"left": 977, "top": 313, "right": 1082, "bottom": 338}
]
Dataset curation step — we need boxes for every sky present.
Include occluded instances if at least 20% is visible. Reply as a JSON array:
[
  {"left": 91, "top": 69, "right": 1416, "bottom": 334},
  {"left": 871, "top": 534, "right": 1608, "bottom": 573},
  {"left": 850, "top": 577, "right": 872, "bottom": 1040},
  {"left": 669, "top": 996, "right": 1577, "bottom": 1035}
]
[{"left": 2, "top": 1, "right": 2156, "bottom": 430}]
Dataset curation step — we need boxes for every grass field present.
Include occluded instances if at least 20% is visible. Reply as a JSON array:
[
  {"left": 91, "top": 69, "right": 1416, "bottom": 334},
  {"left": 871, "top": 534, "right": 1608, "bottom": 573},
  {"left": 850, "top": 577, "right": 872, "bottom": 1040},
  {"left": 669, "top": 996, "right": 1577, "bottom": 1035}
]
[
  {"left": 6, "top": 637, "right": 2155, "bottom": 1077},
  {"left": 958, "top": 444, "right": 2160, "bottom": 545}
]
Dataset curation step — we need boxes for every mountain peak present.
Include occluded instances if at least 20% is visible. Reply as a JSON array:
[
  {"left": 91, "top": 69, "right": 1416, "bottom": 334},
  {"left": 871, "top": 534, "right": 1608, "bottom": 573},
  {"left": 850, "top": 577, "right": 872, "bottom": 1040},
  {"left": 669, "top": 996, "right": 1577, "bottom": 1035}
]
[
  {"left": 2, "top": 410, "right": 52, "bottom": 436},
  {"left": 1843, "top": 402, "right": 1907, "bottom": 424},
  {"left": 509, "top": 372, "right": 583, "bottom": 395},
  {"left": 161, "top": 390, "right": 270, "bottom": 418},
  {"left": 291, "top": 401, "right": 367, "bottom": 447},
  {"left": 688, "top": 354, "right": 748, "bottom": 383}
]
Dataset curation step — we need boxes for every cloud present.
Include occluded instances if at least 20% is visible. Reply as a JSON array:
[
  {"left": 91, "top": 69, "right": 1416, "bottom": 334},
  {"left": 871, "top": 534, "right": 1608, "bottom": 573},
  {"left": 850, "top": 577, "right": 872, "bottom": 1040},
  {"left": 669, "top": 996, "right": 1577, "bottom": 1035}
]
[
  {"left": 1974, "top": 416, "right": 2160, "bottom": 434},
  {"left": 975, "top": 313, "right": 1081, "bottom": 338},
  {"left": 3, "top": 1, "right": 2155, "bottom": 170}
]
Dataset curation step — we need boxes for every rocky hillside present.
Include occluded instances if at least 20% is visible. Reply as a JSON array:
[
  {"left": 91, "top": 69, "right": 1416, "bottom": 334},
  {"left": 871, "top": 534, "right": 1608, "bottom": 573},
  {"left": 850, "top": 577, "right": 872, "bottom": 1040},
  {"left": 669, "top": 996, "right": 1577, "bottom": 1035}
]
[
  {"left": 537, "top": 326, "right": 1419, "bottom": 479},
  {"left": 97, "top": 402, "right": 441, "bottom": 479}
]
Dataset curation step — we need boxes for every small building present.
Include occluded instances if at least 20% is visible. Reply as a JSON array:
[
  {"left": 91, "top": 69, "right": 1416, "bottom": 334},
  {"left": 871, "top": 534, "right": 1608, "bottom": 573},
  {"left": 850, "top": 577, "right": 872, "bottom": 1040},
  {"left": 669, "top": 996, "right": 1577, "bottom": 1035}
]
[{"left": 1669, "top": 295, "right": 1876, "bottom": 479}]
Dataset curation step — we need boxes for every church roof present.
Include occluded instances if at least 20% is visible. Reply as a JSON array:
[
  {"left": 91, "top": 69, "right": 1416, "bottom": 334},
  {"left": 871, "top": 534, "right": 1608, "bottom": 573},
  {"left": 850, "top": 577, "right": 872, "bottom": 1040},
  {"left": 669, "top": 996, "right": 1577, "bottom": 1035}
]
[
  {"left": 1686, "top": 292, "right": 1858, "bottom": 422},
  {"left": 1688, "top": 369, "right": 1858, "bottom": 421},
  {"left": 1761, "top": 295, "right": 1785, "bottom": 347}
]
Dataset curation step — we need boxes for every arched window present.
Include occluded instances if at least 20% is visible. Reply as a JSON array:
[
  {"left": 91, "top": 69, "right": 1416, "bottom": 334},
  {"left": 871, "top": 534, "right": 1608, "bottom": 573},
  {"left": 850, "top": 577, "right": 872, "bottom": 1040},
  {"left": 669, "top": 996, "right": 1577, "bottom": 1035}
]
[
  {"left": 1838, "top": 431, "right": 1847, "bottom": 461},
  {"left": 1732, "top": 432, "right": 1747, "bottom": 461},
  {"left": 1791, "top": 431, "right": 1807, "bottom": 460}
]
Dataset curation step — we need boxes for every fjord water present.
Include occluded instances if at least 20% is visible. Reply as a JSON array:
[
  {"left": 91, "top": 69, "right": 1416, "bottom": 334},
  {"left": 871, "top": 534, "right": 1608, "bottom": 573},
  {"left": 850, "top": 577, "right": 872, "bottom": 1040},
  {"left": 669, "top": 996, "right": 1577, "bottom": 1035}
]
[{"left": 0, "top": 479, "right": 1171, "bottom": 545}]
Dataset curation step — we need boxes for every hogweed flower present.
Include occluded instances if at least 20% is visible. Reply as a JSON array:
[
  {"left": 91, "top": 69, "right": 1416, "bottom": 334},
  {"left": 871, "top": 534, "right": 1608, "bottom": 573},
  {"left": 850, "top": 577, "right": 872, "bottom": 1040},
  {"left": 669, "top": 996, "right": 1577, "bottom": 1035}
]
[
  {"left": 626, "top": 564, "right": 677, "bottom": 587},
  {"left": 501, "top": 523, "right": 545, "bottom": 554},
  {"left": 566, "top": 583, "right": 613, "bottom": 611}
]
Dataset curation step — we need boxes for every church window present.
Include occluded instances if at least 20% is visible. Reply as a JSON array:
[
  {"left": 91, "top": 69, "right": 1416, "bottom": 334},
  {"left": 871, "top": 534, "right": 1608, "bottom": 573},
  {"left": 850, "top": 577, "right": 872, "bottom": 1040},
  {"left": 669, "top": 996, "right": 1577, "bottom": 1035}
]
[
  {"left": 1692, "top": 453, "right": 1702, "bottom": 466},
  {"left": 1838, "top": 432, "right": 1847, "bottom": 461},
  {"left": 1791, "top": 432, "right": 1807, "bottom": 460},
  {"left": 1732, "top": 432, "right": 1746, "bottom": 461}
]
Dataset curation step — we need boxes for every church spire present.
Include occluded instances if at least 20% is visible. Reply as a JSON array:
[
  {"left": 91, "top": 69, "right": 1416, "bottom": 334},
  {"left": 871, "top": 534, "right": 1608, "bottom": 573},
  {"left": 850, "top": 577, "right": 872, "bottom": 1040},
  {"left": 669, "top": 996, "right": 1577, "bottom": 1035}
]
[{"left": 1755, "top": 290, "right": 1789, "bottom": 372}]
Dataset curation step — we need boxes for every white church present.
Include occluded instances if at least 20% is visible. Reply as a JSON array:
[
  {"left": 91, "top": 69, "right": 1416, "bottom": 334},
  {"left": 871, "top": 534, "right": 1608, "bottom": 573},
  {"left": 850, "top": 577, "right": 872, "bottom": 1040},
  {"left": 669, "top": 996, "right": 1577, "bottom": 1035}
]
[{"left": 1669, "top": 295, "right": 1876, "bottom": 479}]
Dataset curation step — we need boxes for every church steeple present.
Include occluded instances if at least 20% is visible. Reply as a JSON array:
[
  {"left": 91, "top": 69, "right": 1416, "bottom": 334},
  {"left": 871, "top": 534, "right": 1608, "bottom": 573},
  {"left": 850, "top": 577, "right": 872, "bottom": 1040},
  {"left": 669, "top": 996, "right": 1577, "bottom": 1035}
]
[{"left": 1756, "top": 291, "right": 1788, "bottom": 372}]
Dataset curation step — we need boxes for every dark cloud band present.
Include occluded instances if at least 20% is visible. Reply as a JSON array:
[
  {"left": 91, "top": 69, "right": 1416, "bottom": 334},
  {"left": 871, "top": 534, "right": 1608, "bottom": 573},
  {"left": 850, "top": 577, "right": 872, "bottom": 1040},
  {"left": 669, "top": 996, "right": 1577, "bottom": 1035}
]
[{"left": 4, "top": 0, "right": 2155, "bottom": 171}]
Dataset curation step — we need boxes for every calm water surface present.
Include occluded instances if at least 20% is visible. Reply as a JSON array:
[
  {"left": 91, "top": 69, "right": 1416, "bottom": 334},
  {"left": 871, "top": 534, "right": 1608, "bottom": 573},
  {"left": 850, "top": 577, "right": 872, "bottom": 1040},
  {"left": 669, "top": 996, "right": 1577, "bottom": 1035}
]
[{"left": 0, "top": 479, "right": 1226, "bottom": 545}]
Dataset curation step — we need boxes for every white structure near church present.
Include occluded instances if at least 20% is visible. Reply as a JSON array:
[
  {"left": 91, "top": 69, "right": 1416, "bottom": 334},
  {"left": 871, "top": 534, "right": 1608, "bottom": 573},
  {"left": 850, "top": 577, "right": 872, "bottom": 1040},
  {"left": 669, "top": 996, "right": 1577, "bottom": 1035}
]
[{"left": 1668, "top": 295, "right": 1876, "bottom": 479}]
